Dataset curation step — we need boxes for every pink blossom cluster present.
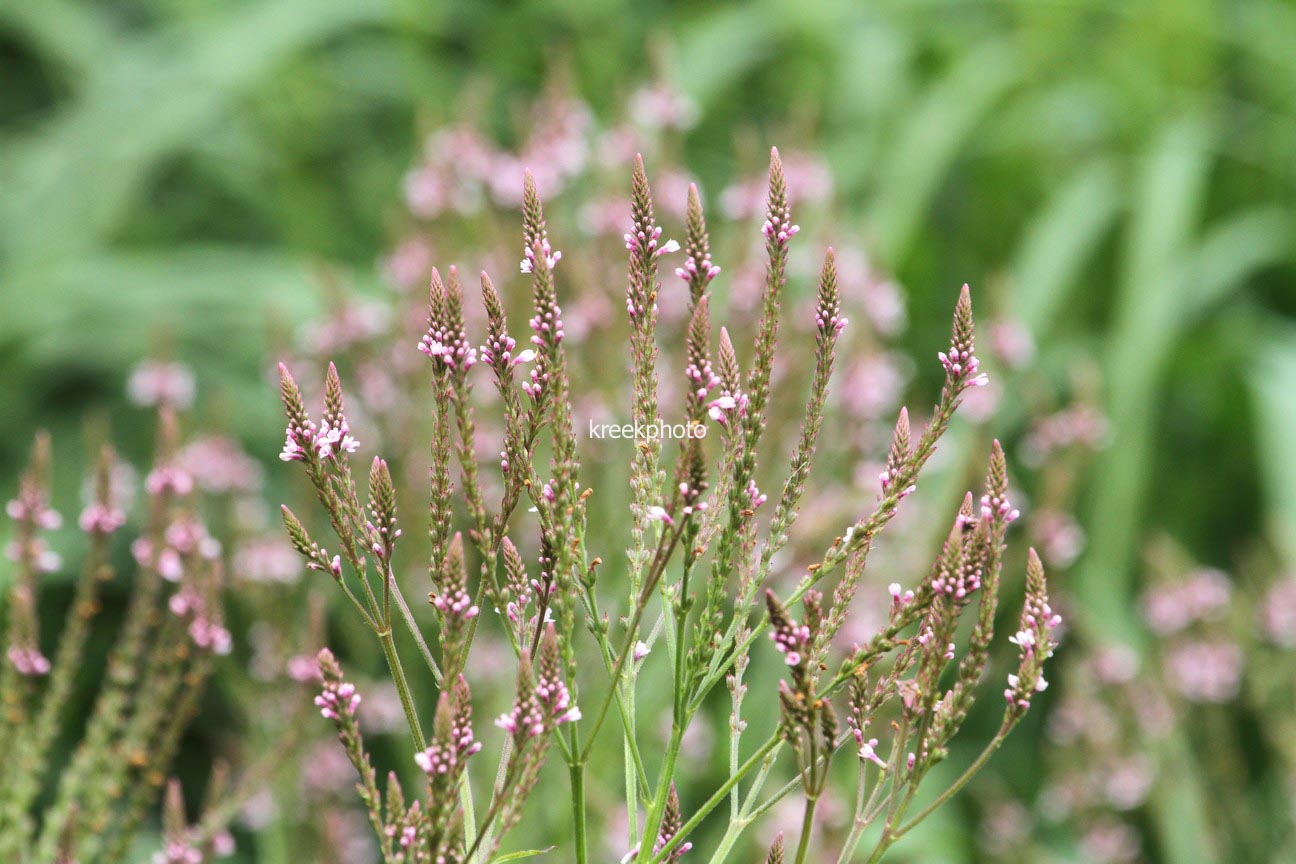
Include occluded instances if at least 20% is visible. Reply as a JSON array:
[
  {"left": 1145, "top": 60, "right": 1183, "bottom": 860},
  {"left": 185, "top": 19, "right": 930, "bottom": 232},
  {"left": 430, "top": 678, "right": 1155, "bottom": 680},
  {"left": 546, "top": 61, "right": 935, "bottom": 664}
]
[
  {"left": 1139, "top": 568, "right": 1232, "bottom": 635},
  {"left": 684, "top": 357, "right": 720, "bottom": 407},
  {"left": 527, "top": 296, "right": 565, "bottom": 351},
  {"left": 419, "top": 322, "right": 477, "bottom": 371},
  {"left": 877, "top": 465, "right": 916, "bottom": 500},
  {"left": 178, "top": 435, "right": 264, "bottom": 493},
  {"left": 769, "top": 613, "right": 811, "bottom": 667},
  {"left": 888, "top": 582, "right": 916, "bottom": 613},
  {"left": 431, "top": 585, "right": 479, "bottom": 622},
  {"left": 705, "top": 392, "right": 744, "bottom": 426},
  {"left": 414, "top": 725, "right": 482, "bottom": 777},
  {"left": 761, "top": 201, "right": 799, "bottom": 247},
  {"left": 980, "top": 489, "right": 1020, "bottom": 525},
  {"left": 316, "top": 678, "right": 362, "bottom": 721},
  {"left": 405, "top": 99, "right": 592, "bottom": 220},
  {"left": 917, "top": 621, "right": 956, "bottom": 660},
  {"left": 132, "top": 516, "right": 220, "bottom": 582},
  {"left": 152, "top": 840, "right": 202, "bottom": 864},
  {"left": 233, "top": 536, "right": 302, "bottom": 585},
  {"left": 535, "top": 661, "right": 582, "bottom": 727},
  {"left": 479, "top": 331, "right": 536, "bottom": 371},
  {"left": 629, "top": 83, "right": 699, "bottom": 131},
  {"left": 304, "top": 300, "right": 390, "bottom": 354},
  {"left": 145, "top": 464, "right": 195, "bottom": 497},
  {"left": 624, "top": 224, "right": 680, "bottom": 259},
  {"left": 7, "top": 645, "right": 51, "bottom": 676},
  {"left": 128, "top": 360, "right": 196, "bottom": 409},
  {"left": 841, "top": 354, "right": 907, "bottom": 422},
  {"left": 5, "top": 492, "right": 63, "bottom": 573},
  {"left": 932, "top": 555, "right": 982, "bottom": 601},
  {"left": 675, "top": 253, "right": 721, "bottom": 285},
  {"left": 1005, "top": 577, "right": 1062, "bottom": 711},
  {"left": 79, "top": 502, "right": 126, "bottom": 535},
  {"left": 1164, "top": 640, "right": 1242, "bottom": 703},
  {"left": 938, "top": 339, "right": 988, "bottom": 388},
  {"left": 1022, "top": 404, "right": 1109, "bottom": 465},
  {"left": 855, "top": 732, "right": 888, "bottom": 770},
  {"left": 1259, "top": 577, "right": 1296, "bottom": 648},
  {"left": 280, "top": 417, "right": 359, "bottom": 463},
  {"left": 168, "top": 585, "right": 232, "bottom": 655},
  {"left": 520, "top": 238, "right": 563, "bottom": 275}
]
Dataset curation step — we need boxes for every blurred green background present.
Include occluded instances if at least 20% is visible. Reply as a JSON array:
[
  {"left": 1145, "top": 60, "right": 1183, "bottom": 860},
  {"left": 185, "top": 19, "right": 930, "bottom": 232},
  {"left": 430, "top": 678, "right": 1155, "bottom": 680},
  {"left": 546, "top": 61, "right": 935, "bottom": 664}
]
[{"left": 3, "top": 0, "right": 1296, "bottom": 860}]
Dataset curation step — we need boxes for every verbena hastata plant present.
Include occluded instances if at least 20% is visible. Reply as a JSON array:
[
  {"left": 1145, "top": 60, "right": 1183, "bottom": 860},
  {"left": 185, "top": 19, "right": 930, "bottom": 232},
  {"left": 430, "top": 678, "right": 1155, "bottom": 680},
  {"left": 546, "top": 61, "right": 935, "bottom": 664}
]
[
  {"left": 277, "top": 150, "right": 1060, "bottom": 864},
  {"left": 0, "top": 411, "right": 245, "bottom": 864}
]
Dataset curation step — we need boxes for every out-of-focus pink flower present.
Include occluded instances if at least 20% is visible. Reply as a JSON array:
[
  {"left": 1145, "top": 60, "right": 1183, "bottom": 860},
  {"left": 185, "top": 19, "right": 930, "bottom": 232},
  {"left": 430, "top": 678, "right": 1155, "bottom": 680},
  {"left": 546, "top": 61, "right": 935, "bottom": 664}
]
[
  {"left": 128, "top": 360, "right": 196, "bottom": 409},
  {"left": 1164, "top": 639, "right": 1242, "bottom": 703}
]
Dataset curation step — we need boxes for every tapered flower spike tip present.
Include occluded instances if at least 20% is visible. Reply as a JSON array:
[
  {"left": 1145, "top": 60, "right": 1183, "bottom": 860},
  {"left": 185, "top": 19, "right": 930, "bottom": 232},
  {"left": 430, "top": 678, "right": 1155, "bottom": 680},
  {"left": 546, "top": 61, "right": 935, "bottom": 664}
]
[
  {"left": 278, "top": 363, "right": 307, "bottom": 422},
  {"left": 631, "top": 153, "right": 652, "bottom": 225},
  {"left": 481, "top": 270, "right": 503, "bottom": 320},
  {"left": 766, "top": 832, "right": 785, "bottom": 864},
  {"left": 686, "top": 182, "right": 703, "bottom": 229},
  {"left": 446, "top": 264, "right": 464, "bottom": 313},
  {"left": 892, "top": 407, "right": 911, "bottom": 457},
  {"left": 767, "top": 146, "right": 787, "bottom": 214},
  {"left": 324, "top": 361, "right": 344, "bottom": 426},
  {"left": 429, "top": 265, "right": 446, "bottom": 311},
  {"left": 1026, "top": 546, "right": 1045, "bottom": 594},
  {"left": 522, "top": 169, "right": 547, "bottom": 250},
  {"left": 815, "top": 247, "right": 845, "bottom": 338},
  {"left": 987, "top": 439, "right": 1008, "bottom": 499},
  {"left": 717, "top": 326, "right": 740, "bottom": 390}
]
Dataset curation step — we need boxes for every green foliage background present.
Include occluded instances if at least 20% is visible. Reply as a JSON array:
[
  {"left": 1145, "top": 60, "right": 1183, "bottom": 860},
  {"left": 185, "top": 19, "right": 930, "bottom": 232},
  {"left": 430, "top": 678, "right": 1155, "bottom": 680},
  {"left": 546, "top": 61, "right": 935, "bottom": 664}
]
[{"left": 2, "top": 0, "right": 1295, "bottom": 861}]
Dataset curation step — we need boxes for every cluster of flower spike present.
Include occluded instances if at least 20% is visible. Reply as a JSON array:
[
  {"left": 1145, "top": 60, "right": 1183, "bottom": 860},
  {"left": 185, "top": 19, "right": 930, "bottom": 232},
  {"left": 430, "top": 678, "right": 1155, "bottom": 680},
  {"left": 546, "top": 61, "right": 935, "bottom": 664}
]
[
  {"left": 1005, "top": 550, "right": 1062, "bottom": 712},
  {"left": 5, "top": 486, "right": 62, "bottom": 575},
  {"left": 279, "top": 416, "right": 359, "bottom": 463},
  {"left": 938, "top": 284, "right": 989, "bottom": 388}
]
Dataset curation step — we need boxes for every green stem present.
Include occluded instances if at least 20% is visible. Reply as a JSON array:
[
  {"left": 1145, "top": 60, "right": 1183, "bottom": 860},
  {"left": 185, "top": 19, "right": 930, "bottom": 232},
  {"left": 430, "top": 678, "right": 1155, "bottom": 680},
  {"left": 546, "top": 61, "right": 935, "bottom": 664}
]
[
  {"left": 793, "top": 797, "right": 818, "bottom": 864},
  {"left": 379, "top": 629, "right": 426, "bottom": 750},
  {"left": 390, "top": 571, "right": 442, "bottom": 684},
  {"left": 892, "top": 724, "right": 1009, "bottom": 839},
  {"left": 636, "top": 725, "right": 685, "bottom": 864},
  {"left": 570, "top": 761, "right": 588, "bottom": 864},
  {"left": 650, "top": 736, "right": 781, "bottom": 864}
]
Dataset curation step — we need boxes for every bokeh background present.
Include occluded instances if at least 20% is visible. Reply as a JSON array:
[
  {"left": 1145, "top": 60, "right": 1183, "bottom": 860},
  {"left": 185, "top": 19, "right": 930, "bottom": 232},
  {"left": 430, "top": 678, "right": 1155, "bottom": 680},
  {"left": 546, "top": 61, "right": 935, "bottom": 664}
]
[{"left": 3, "top": 0, "right": 1296, "bottom": 861}]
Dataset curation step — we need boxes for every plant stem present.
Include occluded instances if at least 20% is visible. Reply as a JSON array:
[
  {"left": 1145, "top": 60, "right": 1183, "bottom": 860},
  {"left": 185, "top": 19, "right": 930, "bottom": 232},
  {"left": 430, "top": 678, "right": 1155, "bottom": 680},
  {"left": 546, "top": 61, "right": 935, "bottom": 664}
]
[
  {"left": 793, "top": 797, "right": 818, "bottom": 864},
  {"left": 650, "top": 735, "right": 781, "bottom": 864},
  {"left": 570, "top": 761, "right": 588, "bottom": 864},
  {"left": 379, "top": 629, "right": 425, "bottom": 750},
  {"left": 390, "top": 572, "right": 443, "bottom": 684},
  {"left": 636, "top": 724, "right": 684, "bottom": 864},
  {"left": 892, "top": 725, "right": 1009, "bottom": 838}
]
